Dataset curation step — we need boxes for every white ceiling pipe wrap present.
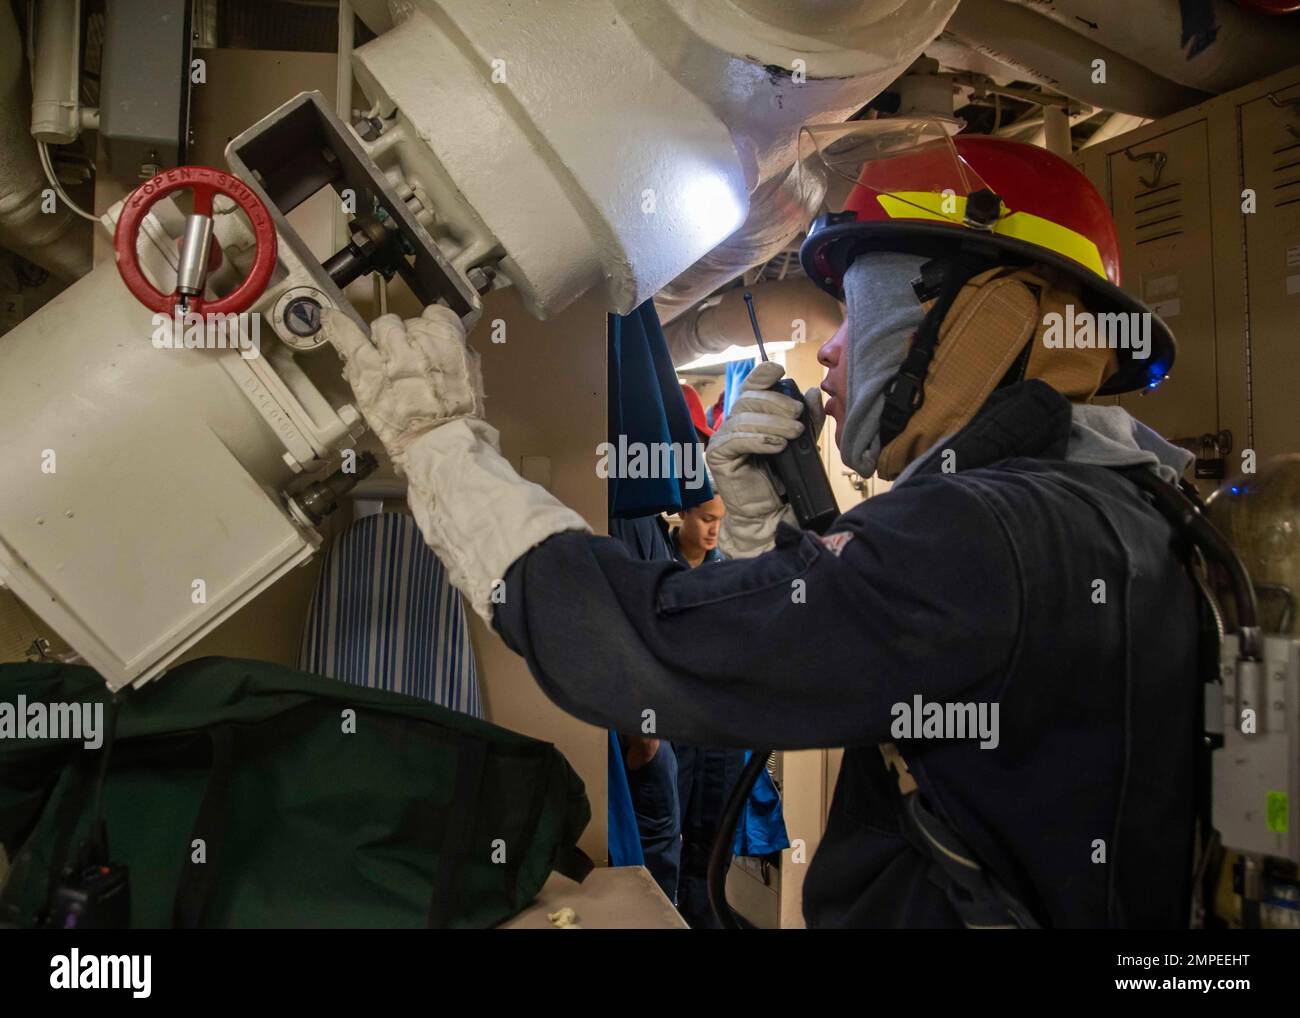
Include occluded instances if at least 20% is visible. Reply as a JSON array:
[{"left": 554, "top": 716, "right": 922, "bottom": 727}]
[
  {"left": 640, "top": 0, "right": 962, "bottom": 321},
  {"left": 946, "top": 0, "right": 1211, "bottom": 117},
  {"left": 653, "top": 160, "right": 824, "bottom": 324},
  {"left": 1000, "top": 0, "right": 1300, "bottom": 95},
  {"left": 0, "top": 1, "right": 90, "bottom": 280},
  {"left": 663, "top": 275, "right": 842, "bottom": 367},
  {"left": 638, "top": 0, "right": 961, "bottom": 189},
  {"left": 352, "top": 0, "right": 957, "bottom": 320}
]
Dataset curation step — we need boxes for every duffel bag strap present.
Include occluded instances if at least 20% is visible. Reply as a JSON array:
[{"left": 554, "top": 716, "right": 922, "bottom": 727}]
[{"left": 173, "top": 725, "right": 236, "bottom": 929}]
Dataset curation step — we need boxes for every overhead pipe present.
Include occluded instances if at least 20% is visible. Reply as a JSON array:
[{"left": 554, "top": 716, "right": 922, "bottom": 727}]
[
  {"left": 637, "top": 0, "right": 962, "bottom": 188},
  {"left": 1079, "top": 111, "right": 1150, "bottom": 149},
  {"left": 946, "top": 0, "right": 1211, "bottom": 118},
  {"left": 641, "top": 0, "right": 962, "bottom": 322},
  {"left": 993, "top": 104, "right": 1098, "bottom": 135},
  {"left": 653, "top": 160, "right": 825, "bottom": 325},
  {"left": 925, "top": 34, "right": 1024, "bottom": 84},
  {"left": 1001, "top": 0, "right": 1300, "bottom": 95},
  {"left": 0, "top": 0, "right": 91, "bottom": 280},
  {"left": 635, "top": 0, "right": 961, "bottom": 320},
  {"left": 663, "top": 275, "right": 843, "bottom": 367}
]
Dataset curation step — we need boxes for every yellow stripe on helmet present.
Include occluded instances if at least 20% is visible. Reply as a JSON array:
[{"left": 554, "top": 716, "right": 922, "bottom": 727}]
[{"left": 876, "top": 192, "right": 1107, "bottom": 280}]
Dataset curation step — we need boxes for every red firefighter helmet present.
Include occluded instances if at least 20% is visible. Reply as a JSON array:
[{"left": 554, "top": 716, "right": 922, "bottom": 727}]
[{"left": 799, "top": 125, "right": 1174, "bottom": 395}]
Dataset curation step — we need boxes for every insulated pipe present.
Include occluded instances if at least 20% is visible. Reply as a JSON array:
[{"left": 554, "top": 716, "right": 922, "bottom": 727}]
[
  {"left": 0, "top": 0, "right": 90, "bottom": 280},
  {"left": 1002, "top": 0, "right": 1300, "bottom": 94},
  {"left": 946, "top": 0, "right": 1211, "bottom": 118},
  {"left": 30, "top": 0, "right": 81, "bottom": 145},
  {"left": 653, "top": 161, "right": 824, "bottom": 325},
  {"left": 631, "top": 0, "right": 962, "bottom": 188},
  {"left": 662, "top": 276, "right": 842, "bottom": 367}
]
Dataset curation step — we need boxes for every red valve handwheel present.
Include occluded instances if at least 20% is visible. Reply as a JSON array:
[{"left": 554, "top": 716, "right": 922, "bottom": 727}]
[{"left": 113, "top": 165, "right": 278, "bottom": 316}]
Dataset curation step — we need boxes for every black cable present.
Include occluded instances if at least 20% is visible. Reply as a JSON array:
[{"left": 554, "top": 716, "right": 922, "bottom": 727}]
[
  {"left": 706, "top": 749, "right": 771, "bottom": 930},
  {"left": 1121, "top": 467, "right": 1259, "bottom": 639},
  {"left": 79, "top": 694, "right": 120, "bottom": 867}
]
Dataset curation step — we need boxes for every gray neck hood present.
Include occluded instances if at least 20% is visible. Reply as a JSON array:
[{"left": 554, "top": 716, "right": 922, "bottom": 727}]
[
  {"left": 895, "top": 401, "right": 1194, "bottom": 484},
  {"left": 1064, "top": 403, "right": 1194, "bottom": 485},
  {"left": 840, "top": 252, "right": 929, "bottom": 478}
]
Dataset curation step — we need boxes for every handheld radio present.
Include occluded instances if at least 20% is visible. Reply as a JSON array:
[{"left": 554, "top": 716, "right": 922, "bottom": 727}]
[{"left": 742, "top": 292, "right": 839, "bottom": 535}]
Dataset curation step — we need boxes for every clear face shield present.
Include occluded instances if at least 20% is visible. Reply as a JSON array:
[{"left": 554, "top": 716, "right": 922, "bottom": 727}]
[
  {"left": 799, "top": 118, "right": 996, "bottom": 224},
  {"left": 798, "top": 118, "right": 1004, "bottom": 295}
]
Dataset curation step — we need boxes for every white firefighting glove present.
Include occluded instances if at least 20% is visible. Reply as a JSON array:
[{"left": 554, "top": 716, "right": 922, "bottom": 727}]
[
  {"left": 705, "top": 361, "right": 825, "bottom": 558},
  {"left": 322, "top": 306, "right": 590, "bottom": 621},
  {"left": 327, "top": 303, "right": 486, "bottom": 460}
]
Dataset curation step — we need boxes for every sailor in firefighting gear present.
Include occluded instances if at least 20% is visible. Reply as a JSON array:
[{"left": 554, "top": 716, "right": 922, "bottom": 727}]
[{"left": 323, "top": 122, "right": 1199, "bottom": 927}]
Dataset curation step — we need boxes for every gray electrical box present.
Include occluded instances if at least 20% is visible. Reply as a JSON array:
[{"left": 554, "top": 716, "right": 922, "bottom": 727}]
[
  {"left": 1215, "top": 633, "right": 1300, "bottom": 864},
  {"left": 99, "top": 0, "right": 192, "bottom": 180}
]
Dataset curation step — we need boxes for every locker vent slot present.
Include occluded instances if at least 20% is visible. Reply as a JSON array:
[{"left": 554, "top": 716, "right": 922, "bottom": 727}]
[
  {"left": 1272, "top": 134, "right": 1300, "bottom": 208},
  {"left": 1134, "top": 181, "right": 1184, "bottom": 245}
]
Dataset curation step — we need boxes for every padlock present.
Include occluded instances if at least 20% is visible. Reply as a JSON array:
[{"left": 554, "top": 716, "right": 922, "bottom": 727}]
[{"left": 1194, "top": 430, "right": 1233, "bottom": 480}]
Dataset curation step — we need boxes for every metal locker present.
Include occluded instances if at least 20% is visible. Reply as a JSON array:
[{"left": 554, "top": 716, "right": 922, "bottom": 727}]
[
  {"left": 1108, "top": 123, "right": 1220, "bottom": 445},
  {"left": 1242, "top": 81, "right": 1300, "bottom": 460}
]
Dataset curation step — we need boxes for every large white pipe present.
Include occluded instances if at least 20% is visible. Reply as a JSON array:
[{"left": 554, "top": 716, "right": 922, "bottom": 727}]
[
  {"left": 946, "top": 0, "right": 1211, "bottom": 118},
  {"left": 0, "top": 0, "right": 90, "bottom": 280},
  {"left": 1001, "top": 0, "right": 1300, "bottom": 95},
  {"left": 663, "top": 275, "right": 842, "bottom": 367},
  {"left": 352, "top": 0, "right": 958, "bottom": 320},
  {"left": 30, "top": 0, "right": 81, "bottom": 145}
]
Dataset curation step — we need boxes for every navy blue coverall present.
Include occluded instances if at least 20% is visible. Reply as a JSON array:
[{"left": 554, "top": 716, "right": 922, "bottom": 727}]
[{"left": 494, "top": 381, "right": 1201, "bottom": 927}]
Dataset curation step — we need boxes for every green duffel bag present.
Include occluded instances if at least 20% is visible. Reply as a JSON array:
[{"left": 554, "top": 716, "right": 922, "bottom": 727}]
[{"left": 0, "top": 657, "right": 591, "bottom": 928}]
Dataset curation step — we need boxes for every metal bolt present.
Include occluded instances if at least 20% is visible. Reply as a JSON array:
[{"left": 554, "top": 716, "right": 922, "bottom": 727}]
[
  {"left": 354, "top": 116, "right": 384, "bottom": 142},
  {"left": 284, "top": 296, "right": 323, "bottom": 337},
  {"left": 468, "top": 267, "right": 497, "bottom": 294}
]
